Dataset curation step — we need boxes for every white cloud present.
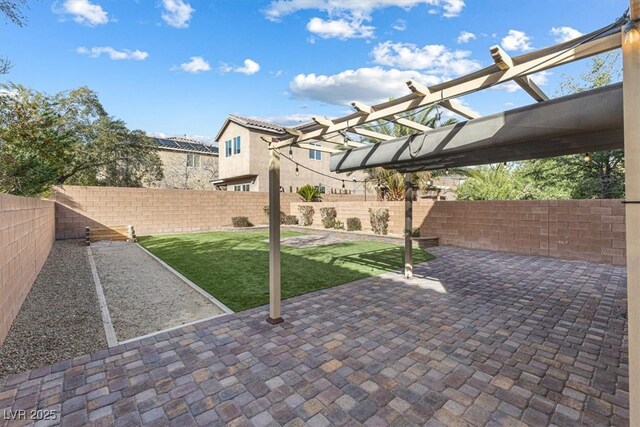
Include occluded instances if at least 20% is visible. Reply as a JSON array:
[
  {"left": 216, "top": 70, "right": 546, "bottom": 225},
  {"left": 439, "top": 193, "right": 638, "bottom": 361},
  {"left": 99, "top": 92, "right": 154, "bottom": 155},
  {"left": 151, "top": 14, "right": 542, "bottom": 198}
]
[
  {"left": 264, "top": 1, "right": 463, "bottom": 40},
  {"left": 289, "top": 67, "right": 443, "bottom": 105},
  {"left": 173, "top": 56, "right": 211, "bottom": 73},
  {"left": 161, "top": 0, "right": 194, "bottom": 29},
  {"left": 456, "top": 31, "right": 476, "bottom": 44},
  {"left": 220, "top": 59, "right": 261, "bottom": 75},
  {"left": 57, "top": 0, "right": 109, "bottom": 26},
  {"left": 550, "top": 26, "right": 583, "bottom": 43},
  {"left": 77, "top": 46, "right": 149, "bottom": 61},
  {"left": 392, "top": 19, "right": 407, "bottom": 31},
  {"left": 493, "top": 71, "right": 551, "bottom": 92},
  {"left": 371, "top": 41, "right": 481, "bottom": 76},
  {"left": 264, "top": 0, "right": 465, "bottom": 21},
  {"left": 501, "top": 29, "right": 533, "bottom": 52},
  {"left": 306, "top": 15, "right": 374, "bottom": 39}
]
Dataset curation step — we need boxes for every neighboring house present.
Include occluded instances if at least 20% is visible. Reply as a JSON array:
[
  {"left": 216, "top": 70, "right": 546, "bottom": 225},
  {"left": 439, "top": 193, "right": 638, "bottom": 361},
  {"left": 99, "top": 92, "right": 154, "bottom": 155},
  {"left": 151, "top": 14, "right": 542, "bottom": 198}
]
[
  {"left": 213, "top": 115, "right": 368, "bottom": 194},
  {"left": 149, "top": 137, "right": 219, "bottom": 190}
]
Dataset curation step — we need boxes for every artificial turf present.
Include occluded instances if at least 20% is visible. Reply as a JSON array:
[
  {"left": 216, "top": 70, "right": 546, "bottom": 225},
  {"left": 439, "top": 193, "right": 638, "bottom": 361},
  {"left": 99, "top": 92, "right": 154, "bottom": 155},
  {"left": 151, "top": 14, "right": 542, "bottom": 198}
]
[{"left": 139, "top": 231, "right": 434, "bottom": 312}]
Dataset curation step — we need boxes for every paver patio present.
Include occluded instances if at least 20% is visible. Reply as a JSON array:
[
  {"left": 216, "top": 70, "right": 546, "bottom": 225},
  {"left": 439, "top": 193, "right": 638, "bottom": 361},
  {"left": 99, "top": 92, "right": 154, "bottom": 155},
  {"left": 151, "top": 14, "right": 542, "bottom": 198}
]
[{"left": 0, "top": 246, "right": 628, "bottom": 426}]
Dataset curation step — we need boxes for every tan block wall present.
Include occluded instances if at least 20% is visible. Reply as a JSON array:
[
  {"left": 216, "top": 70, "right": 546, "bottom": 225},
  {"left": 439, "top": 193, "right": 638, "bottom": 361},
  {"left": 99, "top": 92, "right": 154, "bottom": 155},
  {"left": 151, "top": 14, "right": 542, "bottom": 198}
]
[
  {"left": 291, "top": 199, "right": 626, "bottom": 265},
  {"left": 0, "top": 194, "right": 55, "bottom": 345},
  {"left": 52, "top": 186, "right": 364, "bottom": 239}
]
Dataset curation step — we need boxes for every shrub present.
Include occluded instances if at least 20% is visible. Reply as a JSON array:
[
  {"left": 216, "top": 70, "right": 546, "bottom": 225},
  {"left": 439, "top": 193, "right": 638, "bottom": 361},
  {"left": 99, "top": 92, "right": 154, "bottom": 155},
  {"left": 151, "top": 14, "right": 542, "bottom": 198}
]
[
  {"left": 298, "top": 205, "right": 315, "bottom": 226},
  {"left": 320, "top": 207, "right": 337, "bottom": 229},
  {"left": 369, "top": 208, "right": 390, "bottom": 235},
  {"left": 298, "top": 184, "right": 322, "bottom": 202},
  {"left": 283, "top": 215, "right": 299, "bottom": 225},
  {"left": 346, "top": 217, "right": 362, "bottom": 231},
  {"left": 334, "top": 220, "right": 344, "bottom": 230},
  {"left": 232, "top": 216, "right": 253, "bottom": 227},
  {"left": 263, "top": 206, "right": 286, "bottom": 224},
  {"left": 411, "top": 227, "right": 421, "bottom": 237}
]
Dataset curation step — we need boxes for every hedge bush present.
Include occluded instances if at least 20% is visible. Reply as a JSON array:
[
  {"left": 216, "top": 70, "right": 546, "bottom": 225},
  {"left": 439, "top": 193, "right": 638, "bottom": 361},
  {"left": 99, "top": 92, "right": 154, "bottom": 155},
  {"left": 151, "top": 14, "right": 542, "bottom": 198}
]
[
  {"left": 334, "top": 220, "right": 345, "bottom": 230},
  {"left": 283, "top": 215, "right": 299, "bottom": 225},
  {"left": 320, "top": 207, "right": 337, "bottom": 229},
  {"left": 263, "top": 206, "right": 286, "bottom": 224},
  {"left": 231, "top": 216, "right": 253, "bottom": 227},
  {"left": 298, "top": 205, "right": 315, "bottom": 226},
  {"left": 346, "top": 217, "right": 362, "bottom": 231},
  {"left": 369, "top": 208, "right": 390, "bottom": 235}
]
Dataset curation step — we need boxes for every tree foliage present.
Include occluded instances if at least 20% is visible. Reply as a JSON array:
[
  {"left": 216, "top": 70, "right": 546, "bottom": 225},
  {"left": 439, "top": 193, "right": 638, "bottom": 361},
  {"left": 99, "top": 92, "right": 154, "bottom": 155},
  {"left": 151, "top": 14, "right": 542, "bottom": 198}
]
[
  {"left": 361, "top": 104, "right": 460, "bottom": 201},
  {"left": 0, "top": 84, "right": 163, "bottom": 196},
  {"left": 1, "top": 0, "right": 28, "bottom": 74},
  {"left": 457, "top": 53, "right": 624, "bottom": 201}
]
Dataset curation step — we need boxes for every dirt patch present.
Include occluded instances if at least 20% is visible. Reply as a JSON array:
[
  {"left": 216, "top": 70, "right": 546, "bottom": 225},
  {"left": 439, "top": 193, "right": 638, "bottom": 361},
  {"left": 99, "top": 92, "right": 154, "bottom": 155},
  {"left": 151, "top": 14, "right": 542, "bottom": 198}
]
[
  {"left": 91, "top": 242, "right": 224, "bottom": 341},
  {"left": 0, "top": 240, "right": 106, "bottom": 377}
]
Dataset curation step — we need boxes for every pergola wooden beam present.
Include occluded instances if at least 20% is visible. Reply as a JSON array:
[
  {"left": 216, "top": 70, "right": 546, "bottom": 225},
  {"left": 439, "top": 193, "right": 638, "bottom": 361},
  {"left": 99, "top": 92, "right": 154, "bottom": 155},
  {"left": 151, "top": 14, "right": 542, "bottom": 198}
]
[
  {"left": 439, "top": 100, "right": 480, "bottom": 120},
  {"left": 351, "top": 101, "right": 374, "bottom": 114},
  {"left": 273, "top": 25, "right": 620, "bottom": 149},
  {"left": 394, "top": 117, "right": 431, "bottom": 132},
  {"left": 491, "top": 45, "right": 549, "bottom": 102},
  {"left": 349, "top": 127, "right": 394, "bottom": 141}
]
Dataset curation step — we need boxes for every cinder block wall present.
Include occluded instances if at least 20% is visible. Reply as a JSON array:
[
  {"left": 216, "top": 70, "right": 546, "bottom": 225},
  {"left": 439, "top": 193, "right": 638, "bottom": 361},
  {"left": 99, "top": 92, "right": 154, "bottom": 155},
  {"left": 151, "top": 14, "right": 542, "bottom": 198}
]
[
  {"left": 0, "top": 194, "right": 56, "bottom": 345},
  {"left": 291, "top": 199, "right": 626, "bottom": 265},
  {"left": 52, "top": 186, "right": 363, "bottom": 239}
]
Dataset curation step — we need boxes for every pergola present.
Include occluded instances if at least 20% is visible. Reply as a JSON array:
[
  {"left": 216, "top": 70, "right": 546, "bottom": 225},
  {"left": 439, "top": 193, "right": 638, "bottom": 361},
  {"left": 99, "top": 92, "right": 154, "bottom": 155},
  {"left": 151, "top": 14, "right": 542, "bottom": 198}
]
[{"left": 265, "top": 2, "right": 640, "bottom": 422}]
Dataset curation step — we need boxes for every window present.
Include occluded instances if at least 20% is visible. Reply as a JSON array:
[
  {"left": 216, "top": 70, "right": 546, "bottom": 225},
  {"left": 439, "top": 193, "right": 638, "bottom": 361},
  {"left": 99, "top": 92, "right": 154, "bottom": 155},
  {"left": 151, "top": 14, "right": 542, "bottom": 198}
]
[
  {"left": 233, "top": 184, "right": 250, "bottom": 192},
  {"left": 308, "top": 143, "right": 322, "bottom": 160},
  {"left": 187, "top": 154, "right": 200, "bottom": 168},
  {"left": 225, "top": 136, "right": 241, "bottom": 157}
]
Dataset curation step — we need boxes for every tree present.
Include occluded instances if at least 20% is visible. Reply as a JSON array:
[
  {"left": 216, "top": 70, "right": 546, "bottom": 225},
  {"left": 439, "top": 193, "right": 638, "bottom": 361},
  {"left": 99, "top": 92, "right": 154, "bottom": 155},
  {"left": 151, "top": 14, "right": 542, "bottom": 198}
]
[
  {"left": 516, "top": 53, "right": 624, "bottom": 199},
  {"left": 456, "top": 164, "right": 525, "bottom": 200},
  {"left": 1, "top": 0, "right": 28, "bottom": 74},
  {"left": 0, "top": 84, "right": 163, "bottom": 196},
  {"left": 360, "top": 104, "right": 460, "bottom": 201}
]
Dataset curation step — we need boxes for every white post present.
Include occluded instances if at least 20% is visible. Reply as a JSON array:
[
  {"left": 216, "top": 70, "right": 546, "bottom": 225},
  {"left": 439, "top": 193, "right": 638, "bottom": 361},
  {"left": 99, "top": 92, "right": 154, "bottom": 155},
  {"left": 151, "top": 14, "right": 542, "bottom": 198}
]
[
  {"left": 623, "top": 2, "right": 640, "bottom": 422},
  {"left": 267, "top": 145, "right": 283, "bottom": 324},
  {"left": 404, "top": 172, "right": 413, "bottom": 278}
]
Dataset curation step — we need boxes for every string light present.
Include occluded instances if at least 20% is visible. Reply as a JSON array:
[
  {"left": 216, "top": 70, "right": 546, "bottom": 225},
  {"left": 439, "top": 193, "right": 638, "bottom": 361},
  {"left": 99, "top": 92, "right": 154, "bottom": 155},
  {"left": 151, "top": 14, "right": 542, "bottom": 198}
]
[
  {"left": 584, "top": 153, "right": 591, "bottom": 162},
  {"left": 342, "top": 180, "right": 345, "bottom": 189},
  {"left": 295, "top": 164, "right": 299, "bottom": 176},
  {"left": 278, "top": 149, "right": 368, "bottom": 184},
  {"left": 289, "top": 146, "right": 293, "bottom": 156}
]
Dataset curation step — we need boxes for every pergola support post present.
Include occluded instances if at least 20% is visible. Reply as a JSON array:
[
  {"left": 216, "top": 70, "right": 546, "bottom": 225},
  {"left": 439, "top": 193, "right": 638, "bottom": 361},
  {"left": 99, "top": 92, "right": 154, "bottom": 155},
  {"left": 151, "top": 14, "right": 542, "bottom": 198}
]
[
  {"left": 623, "top": 0, "right": 640, "bottom": 421},
  {"left": 404, "top": 173, "right": 413, "bottom": 279},
  {"left": 267, "top": 146, "right": 283, "bottom": 324}
]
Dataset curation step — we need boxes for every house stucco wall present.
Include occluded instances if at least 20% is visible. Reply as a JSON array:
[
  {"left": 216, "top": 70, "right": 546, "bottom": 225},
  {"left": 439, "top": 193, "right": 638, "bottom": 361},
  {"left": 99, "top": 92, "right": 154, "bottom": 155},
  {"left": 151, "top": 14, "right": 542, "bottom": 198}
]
[
  {"left": 151, "top": 150, "right": 218, "bottom": 190},
  {"left": 217, "top": 122, "right": 369, "bottom": 195}
]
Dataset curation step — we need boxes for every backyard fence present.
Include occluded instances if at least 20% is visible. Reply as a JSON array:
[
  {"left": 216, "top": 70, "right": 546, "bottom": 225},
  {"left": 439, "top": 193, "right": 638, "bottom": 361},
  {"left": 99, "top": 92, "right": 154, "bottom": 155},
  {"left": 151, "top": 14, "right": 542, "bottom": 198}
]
[
  {"left": 52, "top": 186, "right": 626, "bottom": 265},
  {"left": 0, "top": 194, "right": 56, "bottom": 345}
]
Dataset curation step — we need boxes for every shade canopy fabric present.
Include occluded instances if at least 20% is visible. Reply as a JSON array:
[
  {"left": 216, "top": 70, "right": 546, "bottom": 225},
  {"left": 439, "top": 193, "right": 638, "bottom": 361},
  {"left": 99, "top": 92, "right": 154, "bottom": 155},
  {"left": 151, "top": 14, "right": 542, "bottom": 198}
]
[{"left": 329, "top": 83, "right": 623, "bottom": 173}]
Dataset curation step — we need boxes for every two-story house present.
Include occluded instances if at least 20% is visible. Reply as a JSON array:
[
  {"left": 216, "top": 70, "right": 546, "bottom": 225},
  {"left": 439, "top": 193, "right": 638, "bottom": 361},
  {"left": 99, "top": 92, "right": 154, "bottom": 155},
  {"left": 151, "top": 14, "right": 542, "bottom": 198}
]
[
  {"left": 213, "top": 115, "right": 368, "bottom": 194},
  {"left": 149, "top": 137, "right": 219, "bottom": 190}
]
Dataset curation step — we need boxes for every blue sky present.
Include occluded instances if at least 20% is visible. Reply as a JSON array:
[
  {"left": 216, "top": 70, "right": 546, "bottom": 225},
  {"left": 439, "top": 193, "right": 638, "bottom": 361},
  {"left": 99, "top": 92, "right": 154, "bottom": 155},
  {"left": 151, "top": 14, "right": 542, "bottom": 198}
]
[{"left": 1, "top": 0, "right": 627, "bottom": 144}]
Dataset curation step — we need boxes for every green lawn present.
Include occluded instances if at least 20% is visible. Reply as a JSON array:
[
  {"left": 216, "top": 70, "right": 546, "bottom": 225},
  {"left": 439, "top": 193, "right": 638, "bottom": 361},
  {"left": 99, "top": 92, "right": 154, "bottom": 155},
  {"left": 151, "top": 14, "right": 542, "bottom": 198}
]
[{"left": 139, "top": 231, "right": 434, "bottom": 312}]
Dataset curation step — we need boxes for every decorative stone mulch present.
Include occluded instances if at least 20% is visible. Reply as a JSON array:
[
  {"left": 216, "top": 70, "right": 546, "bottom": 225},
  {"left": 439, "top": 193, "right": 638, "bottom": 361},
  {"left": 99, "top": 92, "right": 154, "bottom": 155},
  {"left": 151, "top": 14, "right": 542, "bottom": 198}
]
[
  {"left": 0, "top": 240, "right": 106, "bottom": 378},
  {"left": 0, "top": 246, "right": 628, "bottom": 426}
]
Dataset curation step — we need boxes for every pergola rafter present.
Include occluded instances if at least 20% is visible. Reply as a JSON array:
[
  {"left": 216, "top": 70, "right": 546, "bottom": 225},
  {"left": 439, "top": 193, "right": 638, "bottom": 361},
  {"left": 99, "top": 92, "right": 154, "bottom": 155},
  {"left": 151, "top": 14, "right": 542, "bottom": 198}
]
[{"left": 270, "top": 21, "right": 621, "bottom": 150}]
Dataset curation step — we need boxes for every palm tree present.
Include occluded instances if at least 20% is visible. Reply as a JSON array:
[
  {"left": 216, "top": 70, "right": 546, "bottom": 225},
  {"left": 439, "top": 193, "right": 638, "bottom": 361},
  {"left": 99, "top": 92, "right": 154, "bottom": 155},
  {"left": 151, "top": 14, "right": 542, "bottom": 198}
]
[{"left": 360, "top": 103, "right": 460, "bottom": 201}]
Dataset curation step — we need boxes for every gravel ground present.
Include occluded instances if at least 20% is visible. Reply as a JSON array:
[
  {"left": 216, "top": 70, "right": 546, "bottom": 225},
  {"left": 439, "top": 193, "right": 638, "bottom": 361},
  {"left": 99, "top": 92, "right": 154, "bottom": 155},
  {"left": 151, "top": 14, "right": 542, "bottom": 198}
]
[
  {"left": 91, "top": 242, "right": 224, "bottom": 342},
  {"left": 0, "top": 240, "right": 107, "bottom": 377}
]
